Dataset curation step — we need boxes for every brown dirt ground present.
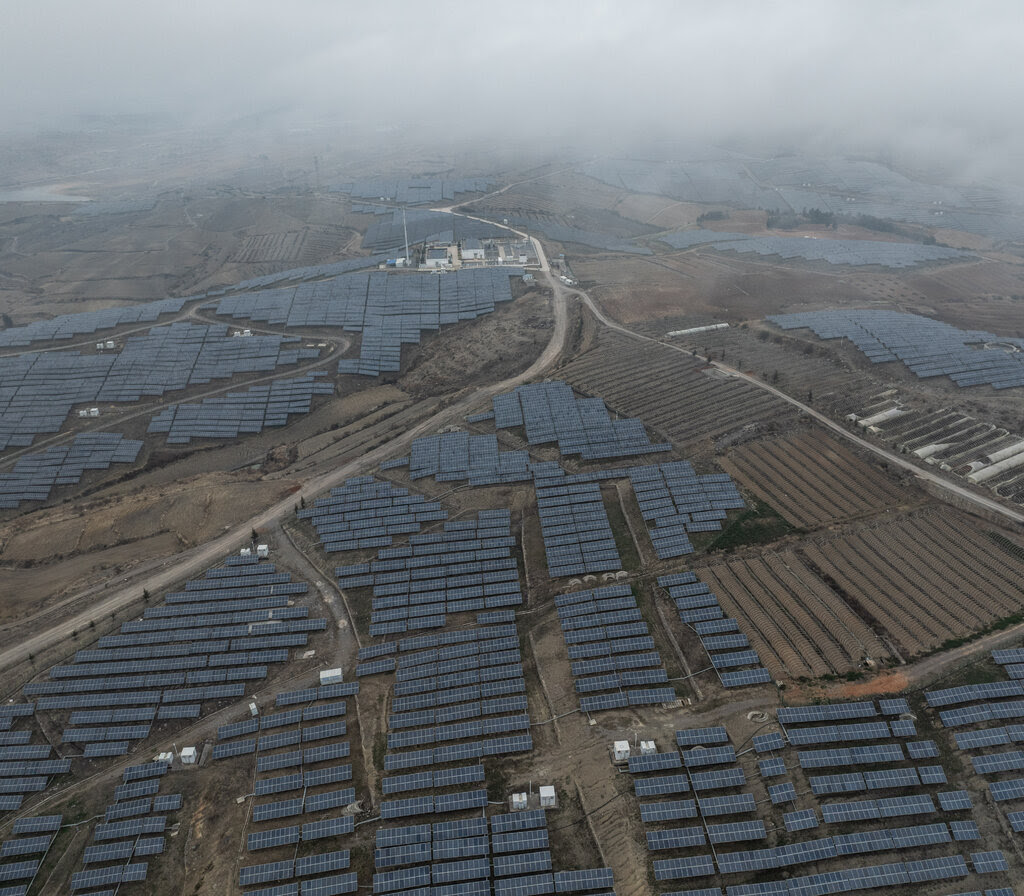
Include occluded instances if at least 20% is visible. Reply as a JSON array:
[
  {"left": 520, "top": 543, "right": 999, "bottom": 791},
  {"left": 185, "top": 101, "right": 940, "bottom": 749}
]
[{"left": 398, "top": 286, "right": 554, "bottom": 398}]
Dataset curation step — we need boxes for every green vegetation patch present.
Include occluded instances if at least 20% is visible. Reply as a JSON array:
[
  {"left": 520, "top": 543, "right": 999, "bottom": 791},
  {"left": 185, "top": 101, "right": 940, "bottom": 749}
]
[
  {"left": 701, "top": 500, "right": 797, "bottom": 553},
  {"left": 602, "top": 485, "right": 640, "bottom": 569}
]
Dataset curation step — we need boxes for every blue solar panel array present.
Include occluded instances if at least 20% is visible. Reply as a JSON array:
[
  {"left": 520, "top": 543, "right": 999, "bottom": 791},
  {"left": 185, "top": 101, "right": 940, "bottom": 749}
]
[
  {"left": 555, "top": 585, "right": 675, "bottom": 712},
  {"left": 337, "top": 510, "right": 520, "bottom": 638},
  {"left": 212, "top": 267, "right": 519, "bottom": 378},
  {"left": 148, "top": 372, "right": 334, "bottom": 444},
  {"left": 25, "top": 556, "right": 324, "bottom": 761},
  {"left": 770, "top": 310, "right": 1024, "bottom": 390},
  {"left": 222, "top": 254, "right": 391, "bottom": 293},
  {"left": 657, "top": 696, "right": 1012, "bottom": 894},
  {"left": 629, "top": 463, "right": 744, "bottom": 558},
  {"left": 0, "top": 296, "right": 187, "bottom": 349},
  {"left": 376, "top": 623, "right": 532, "bottom": 776},
  {"left": 658, "top": 573, "right": 771, "bottom": 689},
  {"left": 67, "top": 744, "right": 189, "bottom": 892},
  {"left": 927, "top": 653, "right": 1024, "bottom": 836},
  {"left": 216, "top": 680, "right": 361, "bottom": 895},
  {"left": 403, "top": 432, "right": 533, "bottom": 486},
  {"left": 0, "top": 432, "right": 142, "bottom": 508},
  {"left": 661, "top": 229, "right": 969, "bottom": 268},
  {"left": 371, "top": 805, "right": 612, "bottom": 896},
  {"left": 534, "top": 470, "right": 621, "bottom": 578},
  {"left": 490, "top": 380, "right": 670, "bottom": 460},
  {"left": 0, "top": 322, "right": 316, "bottom": 453},
  {"left": 300, "top": 475, "right": 447, "bottom": 553}
]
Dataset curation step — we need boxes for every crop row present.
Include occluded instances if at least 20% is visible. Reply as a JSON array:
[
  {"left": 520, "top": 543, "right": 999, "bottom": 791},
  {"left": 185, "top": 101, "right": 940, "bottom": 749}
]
[
  {"left": 800, "top": 510, "right": 1023, "bottom": 657},
  {"left": 560, "top": 334, "right": 793, "bottom": 450},
  {"left": 721, "top": 429, "right": 906, "bottom": 530}
]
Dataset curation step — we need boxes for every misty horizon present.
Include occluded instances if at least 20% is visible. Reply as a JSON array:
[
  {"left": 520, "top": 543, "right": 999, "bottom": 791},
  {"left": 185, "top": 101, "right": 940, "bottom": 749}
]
[{"left": 2, "top": 0, "right": 1023, "bottom": 185}]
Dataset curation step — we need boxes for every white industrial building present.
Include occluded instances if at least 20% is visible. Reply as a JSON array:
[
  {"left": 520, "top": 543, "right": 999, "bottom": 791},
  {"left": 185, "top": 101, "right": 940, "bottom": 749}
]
[
  {"left": 461, "top": 238, "right": 485, "bottom": 261},
  {"left": 423, "top": 247, "right": 449, "bottom": 269}
]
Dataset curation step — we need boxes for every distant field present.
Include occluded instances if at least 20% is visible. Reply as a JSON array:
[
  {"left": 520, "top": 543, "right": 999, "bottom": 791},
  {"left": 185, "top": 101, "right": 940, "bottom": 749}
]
[
  {"left": 695, "top": 550, "right": 890, "bottom": 680},
  {"left": 719, "top": 428, "right": 914, "bottom": 529},
  {"left": 558, "top": 331, "right": 797, "bottom": 454},
  {"left": 799, "top": 509, "right": 1024, "bottom": 657}
]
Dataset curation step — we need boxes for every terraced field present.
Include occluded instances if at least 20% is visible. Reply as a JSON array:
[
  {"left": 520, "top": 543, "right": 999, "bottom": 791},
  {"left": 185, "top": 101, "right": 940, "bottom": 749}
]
[
  {"left": 694, "top": 550, "right": 891, "bottom": 680},
  {"left": 799, "top": 509, "right": 1024, "bottom": 658},
  {"left": 558, "top": 332, "right": 796, "bottom": 453},
  {"left": 692, "top": 508, "right": 1024, "bottom": 679},
  {"left": 674, "top": 328, "right": 871, "bottom": 416},
  {"left": 719, "top": 429, "right": 913, "bottom": 529}
]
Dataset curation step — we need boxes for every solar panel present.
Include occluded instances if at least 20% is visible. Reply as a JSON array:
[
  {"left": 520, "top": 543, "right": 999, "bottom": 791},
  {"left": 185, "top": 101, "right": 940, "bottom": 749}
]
[
  {"left": 689, "top": 767, "right": 746, "bottom": 791},
  {"left": 906, "top": 740, "right": 939, "bottom": 759},
  {"left": 240, "top": 860, "right": 301, "bottom": 889},
  {"left": 296, "top": 850, "right": 350, "bottom": 877},
  {"left": 783, "top": 809, "right": 819, "bottom": 832},
  {"left": 492, "top": 829, "right": 549, "bottom": 854},
  {"left": 12, "top": 815, "right": 61, "bottom": 835},
  {"left": 70, "top": 862, "right": 147, "bottom": 890},
  {"left": 249, "top": 826, "right": 301, "bottom": 851},
  {"left": 696, "top": 793, "right": 756, "bottom": 816},
  {"left": 373, "top": 864, "right": 432, "bottom": 894},
  {"left": 302, "top": 872, "right": 358, "bottom": 895},
  {"left": 905, "top": 854, "right": 970, "bottom": 882},
  {"left": 752, "top": 732, "right": 785, "bottom": 753},
  {"left": 878, "top": 698, "right": 911, "bottom": 715},
  {"left": 628, "top": 752, "right": 682, "bottom": 773},
  {"left": 302, "top": 816, "right": 354, "bottom": 841},
  {"left": 950, "top": 820, "right": 980, "bottom": 841},
  {"left": 647, "top": 827, "right": 707, "bottom": 850},
  {"left": 988, "top": 778, "right": 1024, "bottom": 801},
  {"left": 493, "top": 872, "right": 555, "bottom": 896},
  {"left": 433, "top": 817, "right": 488, "bottom": 842},
  {"left": 821, "top": 801, "right": 882, "bottom": 823},
  {"left": 706, "top": 820, "right": 767, "bottom": 844},
  {"left": 552, "top": 868, "right": 614, "bottom": 893},
  {"left": 971, "top": 851, "right": 1009, "bottom": 874},
  {"left": 492, "top": 851, "right": 553, "bottom": 877},
  {"left": 490, "top": 808, "right": 546, "bottom": 834},
  {"left": 768, "top": 782, "right": 797, "bottom": 804},
  {"left": 93, "top": 816, "right": 165, "bottom": 841},
  {"left": 653, "top": 855, "right": 716, "bottom": 881},
  {"left": 679, "top": 744, "right": 735, "bottom": 769},
  {"left": 778, "top": 702, "right": 876, "bottom": 724},
  {"left": 634, "top": 775, "right": 690, "bottom": 798},
  {"left": 640, "top": 800, "right": 697, "bottom": 822},
  {"left": 676, "top": 726, "right": 729, "bottom": 746},
  {"left": 0, "top": 835, "right": 51, "bottom": 858}
]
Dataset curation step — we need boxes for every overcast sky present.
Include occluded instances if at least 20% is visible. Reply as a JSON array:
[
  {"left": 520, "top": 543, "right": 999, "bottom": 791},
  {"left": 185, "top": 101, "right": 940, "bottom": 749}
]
[{"left": 4, "top": 0, "right": 1022, "bottom": 176}]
